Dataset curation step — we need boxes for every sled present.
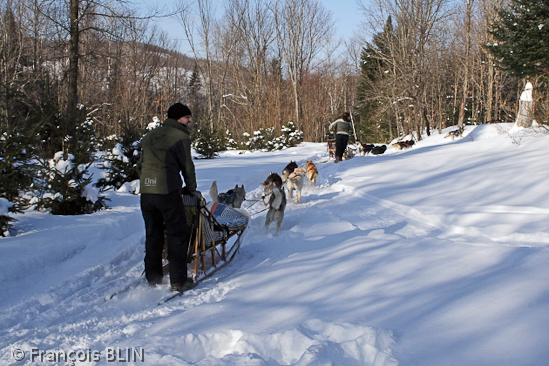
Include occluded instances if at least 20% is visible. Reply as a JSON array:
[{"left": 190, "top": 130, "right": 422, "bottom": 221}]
[
  {"left": 325, "top": 131, "right": 336, "bottom": 159},
  {"left": 162, "top": 194, "right": 249, "bottom": 286}
]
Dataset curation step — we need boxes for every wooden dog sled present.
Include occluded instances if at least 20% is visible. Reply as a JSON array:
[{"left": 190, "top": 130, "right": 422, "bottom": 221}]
[
  {"left": 105, "top": 196, "right": 248, "bottom": 304},
  {"left": 162, "top": 195, "right": 249, "bottom": 290}
]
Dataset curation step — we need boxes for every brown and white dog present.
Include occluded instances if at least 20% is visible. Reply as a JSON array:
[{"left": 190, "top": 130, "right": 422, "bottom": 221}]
[
  {"left": 261, "top": 172, "right": 286, "bottom": 236},
  {"left": 392, "top": 140, "right": 415, "bottom": 151},
  {"left": 306, "top": 160, "right": 318, "bottom": 188}
]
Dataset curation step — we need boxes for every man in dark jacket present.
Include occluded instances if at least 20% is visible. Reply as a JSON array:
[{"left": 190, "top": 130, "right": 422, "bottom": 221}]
[
  {"left": 139, "top": 103, "right": 198, "bottom": 292},
  {"left": 328, "top": 112, "right": 352, "bottom": 163}
]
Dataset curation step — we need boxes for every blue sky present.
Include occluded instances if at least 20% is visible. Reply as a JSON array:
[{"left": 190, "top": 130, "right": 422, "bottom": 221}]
[
  {"left": 147, "top": 0, "right": 365, "bottom": 54},
  {"left": 318, "top": 0, "right": 365, "bottom": 40}
]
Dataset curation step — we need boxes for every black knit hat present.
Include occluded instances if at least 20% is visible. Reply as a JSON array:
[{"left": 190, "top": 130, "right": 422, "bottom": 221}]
[{"left": 167, "top": 103, "right": 192, "bottom": 120}]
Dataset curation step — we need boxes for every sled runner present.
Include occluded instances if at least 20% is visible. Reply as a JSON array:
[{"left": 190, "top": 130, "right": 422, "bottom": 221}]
[{"left": 160, "top": 194, "right": 249, "bottom": 301}]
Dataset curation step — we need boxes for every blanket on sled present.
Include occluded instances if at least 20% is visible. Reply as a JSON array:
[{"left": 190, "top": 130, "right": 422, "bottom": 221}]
[{"left": 203, "top": 202, "right": 249, "bottom": 244}]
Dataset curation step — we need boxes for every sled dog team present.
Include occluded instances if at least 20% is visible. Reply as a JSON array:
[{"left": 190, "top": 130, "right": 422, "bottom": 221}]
[
  {"left": 261, "top": 160, "right": 318, "bottom": 235},
  {"left": 210, "top": 160, "right": 319, "bottom": 236}
]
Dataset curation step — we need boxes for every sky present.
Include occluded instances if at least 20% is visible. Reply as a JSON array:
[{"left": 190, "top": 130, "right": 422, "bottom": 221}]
[
  {"left": 146, "top": 0, "right": 365, "bottom": 55},
  {"left": 2, "top": 122, "right": 549, "bottom": 365}
]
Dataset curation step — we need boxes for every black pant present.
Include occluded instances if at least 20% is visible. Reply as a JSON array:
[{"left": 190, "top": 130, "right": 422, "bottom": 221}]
[
  {"left": 335, "top": 134, "right": 349, "bottom": 160},
  {"left": 141, "top": 190, "right": 189, "bottom": 286}
]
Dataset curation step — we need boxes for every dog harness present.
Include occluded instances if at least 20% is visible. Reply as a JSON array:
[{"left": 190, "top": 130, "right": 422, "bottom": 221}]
[{"left": 218, "top": 190, "right": 237, "bottom": 205}]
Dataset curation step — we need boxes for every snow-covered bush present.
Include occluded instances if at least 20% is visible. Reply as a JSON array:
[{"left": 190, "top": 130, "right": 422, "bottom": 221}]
[
  {"left": 279, "top": 122, "right": 304, "bottom": 148},
  {"left": 241, "top": 123, "right": 303, "bottom": 151},
  {"left": 193, "top": 124, "right": 224, "bottom": 159},
  {"left": 147, "top": 116, "right": 162, "bottom": 130},
  {"left": 95, "top": 122, "right": 144, "bottom": 193},
  {"left": 0, "top": 126, "right": 38, "bottom": 235},
  {"left": 0, "top": 198, "right": 15, "bottom": 237},
  {"left": 33, "top": 152, "right": 108, "bottom": 215},
  {"left": 71, "top": 116, "right": 99, "bottom": 165},
  {"left": 243, "top": 127, "right": 276, "bottom": 151},
  {"left": 225, "top": 129, "right": 238, "bottom": 150}
]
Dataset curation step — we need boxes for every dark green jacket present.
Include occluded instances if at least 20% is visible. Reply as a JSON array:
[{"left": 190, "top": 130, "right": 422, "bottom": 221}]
[{"left": 139, "top": 118, "right": 197, "bottom": 195}]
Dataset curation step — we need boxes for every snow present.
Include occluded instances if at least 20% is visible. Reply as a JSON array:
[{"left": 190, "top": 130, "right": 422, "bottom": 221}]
[
  {"left": 520, "top": 82, "right": 533, "bottom": 102},
  {"left": 0, "top": 198, "right": 12, "bottom": 216},
  {"left": 2, "top": 123, "right": 549, "bottom": 365}
]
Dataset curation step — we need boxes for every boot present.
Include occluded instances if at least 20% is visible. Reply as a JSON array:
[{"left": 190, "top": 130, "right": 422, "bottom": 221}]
[{"left": 171, "top": 278, "right": 194, "bottom": 292}]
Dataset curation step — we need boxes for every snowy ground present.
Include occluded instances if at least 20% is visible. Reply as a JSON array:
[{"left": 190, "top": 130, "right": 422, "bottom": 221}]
[{"left": 1, "top": 123, "right": 549, "bottom": 365}]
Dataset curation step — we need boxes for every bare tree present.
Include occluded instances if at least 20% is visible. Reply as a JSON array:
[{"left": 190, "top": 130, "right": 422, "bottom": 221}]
[
  {"left": 273, "top": 0, "right": 333, "bottom": 127},
  {"left": 359, "top": 0, "right": 453, "bottom": 139},
  {"left": 177, "top": 0, "right": 220, "bottom": 129},
  {"left": 457, "top": 0, "right": 474, "bottom": 127}
]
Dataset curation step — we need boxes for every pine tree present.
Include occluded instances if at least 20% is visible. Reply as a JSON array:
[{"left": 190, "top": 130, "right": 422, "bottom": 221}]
[
  {"left": 95, "top": 122, "right": 144, "bottom": 193},
  {"left": 244, "top": 128, "right": 276, "bottom": 151},
  {"left": 0, "top": 126, "right": 37, "bottom": 209},
  {"left": 35, "top": 152, "right": 108, "bottom": 215},
  {"left": 224, "top": 129, "right": 238, "bottom": 150},
  {"left": 193, "top": 124, "right": 224, "bottom": 159},
  {"left": 70, "top": 114, "right": 98, "bottom": 165},
  {"left": 0, "top": 126, "right": 38, "bottom": 235},
  {"left": 0, "top": 198, "right": 15, "bottom": 237},
  {"left": 355, "top": 17, "right": 395, "bottom": 142},
  {"left": 486, "top": 0, "right": 549, "bottom": 79},
  {"left": 276, "top": 122, "right": 304, "bottom": 149}
]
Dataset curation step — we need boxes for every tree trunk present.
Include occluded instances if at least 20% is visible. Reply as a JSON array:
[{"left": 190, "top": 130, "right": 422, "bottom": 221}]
[
  {"left": 67, "top": 0, "right": 79, "bottom": 122},
  {"left": 458, "top": 0, "right": 473, "bottom": 127}
]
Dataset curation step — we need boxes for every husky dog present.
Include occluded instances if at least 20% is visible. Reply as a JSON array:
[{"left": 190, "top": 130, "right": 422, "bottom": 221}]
[
  {"left": 371, "top": 145, "right": 387, "bottom": 155},
  {"left": 261, "top": 173, "right": 286, "bottom": 236},
  {"left": 444, "top": 126, "right": 464, "bottom": 141},
  {"left": 286, "top": 167, "right": 306, "bottom": 203},
  {"left": 358, "top": 142, "right": 375, "bottom": 156},
  {"left": 305, "top": 160, "right": 318, "bottom": 188},
  {"left": 392, "top": 140, "right": 415, "bottom": 151},
  {"left": 209, "top": 181, "right": 246, "bottom": 208},
  {"left": 281, "top": 161, "right": 298, "bottom": 183}
]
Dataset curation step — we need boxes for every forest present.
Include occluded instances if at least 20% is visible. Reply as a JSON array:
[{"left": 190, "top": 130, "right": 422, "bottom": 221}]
[
  {"left": 0, "top": 0, "right": 548, "bottom": 228},
  {"left": 1, "top": 0, "right": 548, "bottom": 146}
]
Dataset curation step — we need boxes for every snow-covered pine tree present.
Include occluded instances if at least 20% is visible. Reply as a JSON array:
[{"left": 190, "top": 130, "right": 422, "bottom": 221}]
[
  {"left": 95, "top": 122, "right": 144, "bottom": 193},
  {"left": 279, "top": 122, "right": 304, "bottom": 148},
  {"left": 68, "top": 111, "right": 98, "bottom": 165},
  {"left": 0, "top": 198, "right": 15, "bottom": 237},
  {"left": 0, "top": 126, "right": 38, "bottom": 235},
  {"left": 244, "top": 128, "right": 275, "bottom": 151},
  {"left": 0, "top": 127, "right": 36, "bottom": 209},
  {"left": 34, "top": 152, "right": 108, "bottom": 215},
  {"left": 486, "top": 0, "right": 549, "bottom": 79},
  {"left": 193, "top": 124, "right": 224, "bottom": 158},
  {"left": 225, "top": 129, "right": 238, "bottom": 150}
]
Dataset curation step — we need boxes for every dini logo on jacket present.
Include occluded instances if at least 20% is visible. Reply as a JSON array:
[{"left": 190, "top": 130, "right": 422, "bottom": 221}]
[{"left": 144, "top": 178, "right": 157, "bottom": 187}]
